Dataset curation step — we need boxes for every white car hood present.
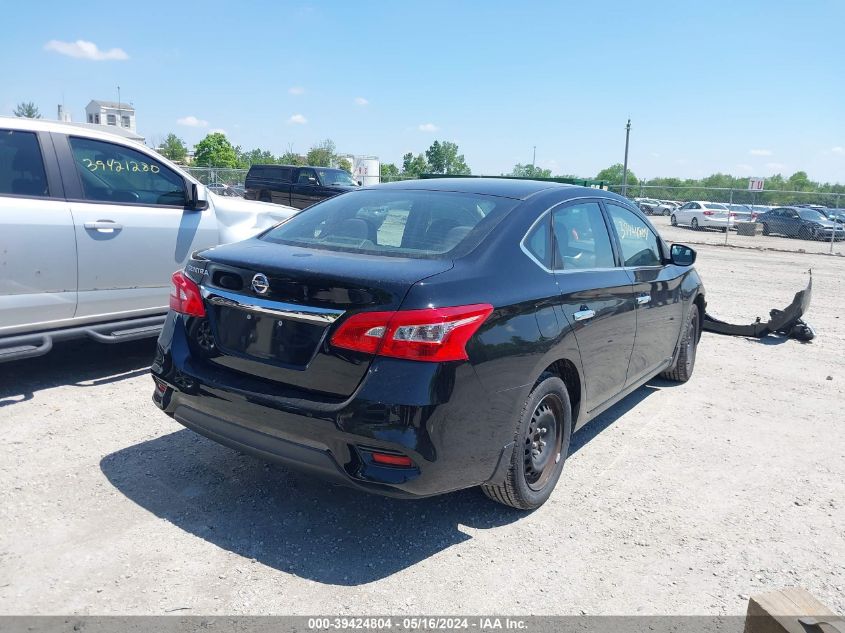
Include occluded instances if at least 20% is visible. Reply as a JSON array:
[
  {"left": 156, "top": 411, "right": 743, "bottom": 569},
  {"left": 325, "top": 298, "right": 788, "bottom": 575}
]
[{"left": 208, "top": 192, "right": 299, "bottom": 244}]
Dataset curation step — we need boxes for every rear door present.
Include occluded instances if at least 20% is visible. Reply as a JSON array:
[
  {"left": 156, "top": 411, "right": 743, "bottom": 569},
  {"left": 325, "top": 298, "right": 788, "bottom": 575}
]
[
  {"left": 604, "top": 202, "right": 684, "bottom": 385},
  {"left": 56, "top": 133, "right": 219, "bottom": 318},
  {"left": 291, "top": 167, "right": 321, "bottom": 209},
  {"left": 0, "top": 128, "right": 76, "bottom": 334},
  {"left": 551, "top": 199, "right": 637, "bottom": 412},
  {"left": 266, "top": 166, "right": 292, "bottom": 206}
]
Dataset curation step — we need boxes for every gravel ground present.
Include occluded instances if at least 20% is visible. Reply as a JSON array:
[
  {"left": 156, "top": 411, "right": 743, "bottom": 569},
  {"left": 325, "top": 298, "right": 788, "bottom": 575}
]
[{"left": 0, "top": 243, "right": 843, "bottom": 616}]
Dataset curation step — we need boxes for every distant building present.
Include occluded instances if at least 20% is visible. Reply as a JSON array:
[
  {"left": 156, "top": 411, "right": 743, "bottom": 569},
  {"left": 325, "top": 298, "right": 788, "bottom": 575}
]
[
  {"left": 55, "top": 102, "right": 145, "bottom": 143},
  {"left": 85, "top": 100, "right": 137, "bottom": 134}
]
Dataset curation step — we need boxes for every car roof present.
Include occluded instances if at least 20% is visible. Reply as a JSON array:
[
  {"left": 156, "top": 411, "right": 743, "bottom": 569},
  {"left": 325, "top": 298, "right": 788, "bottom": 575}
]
[
  {"left": 0, "top": 115, "right": 200, "bottom": 185},
  {"left": 370, "top": 177, "right": 577, "bottom": 200},
  {"left": 0, "top": 115, "right": 149, "bottom": 148}
]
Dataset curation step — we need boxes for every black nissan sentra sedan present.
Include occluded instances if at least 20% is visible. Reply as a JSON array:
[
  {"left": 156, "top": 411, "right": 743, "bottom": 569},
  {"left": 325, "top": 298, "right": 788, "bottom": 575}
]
[{"left": 152, "top": 178, "right": 705, "bottom": 509}]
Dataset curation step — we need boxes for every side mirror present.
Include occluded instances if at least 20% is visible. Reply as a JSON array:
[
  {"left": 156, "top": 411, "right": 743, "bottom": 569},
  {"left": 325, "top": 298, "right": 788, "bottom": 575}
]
[
  {"left": 308, "top": 177, "right": 318, "bottom": 185},
  {"left": 185, "top": 180, "right": 208, "bottom": 211},
  {"left": 670, "top": 243, "right": 696, "bottom": 266},
  {"left": 357, "top": 180, "right": 363, "bottom": 186}
]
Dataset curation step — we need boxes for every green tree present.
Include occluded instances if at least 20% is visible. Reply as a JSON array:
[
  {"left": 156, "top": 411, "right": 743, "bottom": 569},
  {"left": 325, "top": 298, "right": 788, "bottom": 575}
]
[
  {"left": 425, "top": 140, "right": 470, "bottom": 175},
  {"left": 402, "top": 152, "right": 429, "bottom": 178},
  {"left": 595, "top": 163, "right": 638, "bottom": 187},
  {"left": 380, "top": 162, "right": 400, "bottom": 181},
  {"left": 306, "top": 139, "right": 336, "bottom": 167},
  {"left": 787, "top": 171, "right": 811, "bottom": 191},
  {"left": 511, "top": 163, "right": 552, "bottom": 179},
  {"left": 336, "top": 157, "right": 352, "bottom": 173},
  {"left": 238, "top": 147, "right": 277, "bottom": 167},
  {"left": 158, "top": 133, "right": 188, "bottom": 163},
  {"left": 14, "top": 101, "right": 41, "bottom": 118},
  {"left": 193, "top": 132, "right": 239, "bottom": 168},
  {"left": 278, "top": 145, "right": 303, "bottom": 165}
]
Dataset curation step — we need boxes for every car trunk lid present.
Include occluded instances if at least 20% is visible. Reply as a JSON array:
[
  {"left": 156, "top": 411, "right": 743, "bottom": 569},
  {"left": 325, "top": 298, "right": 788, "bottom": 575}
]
[{"left": 195, "top": 239, "right": 452, "bottom": 398}]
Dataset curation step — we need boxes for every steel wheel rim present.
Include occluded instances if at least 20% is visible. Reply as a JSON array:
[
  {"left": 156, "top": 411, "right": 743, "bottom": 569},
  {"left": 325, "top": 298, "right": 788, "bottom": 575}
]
[{"left": 523, "top": 394, "right": 564, "bottom": 491}]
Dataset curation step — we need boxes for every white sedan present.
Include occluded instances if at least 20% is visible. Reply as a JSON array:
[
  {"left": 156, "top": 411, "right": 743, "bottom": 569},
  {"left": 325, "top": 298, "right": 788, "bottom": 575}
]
[{"left": 671, "top": 201, "right": 735, "bottom": 231}]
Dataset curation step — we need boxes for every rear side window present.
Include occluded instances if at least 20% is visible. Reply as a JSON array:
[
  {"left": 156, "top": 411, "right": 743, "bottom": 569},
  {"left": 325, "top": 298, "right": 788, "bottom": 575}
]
[
  {"left": 69, "top": 136, "right": 186, "bottom": 206},
  {"left": 552, "top": 201, "right": 615, "bottom": 270},
  {"left": 606, "top": 203, "right": 663, "bottom": 267},
  {"left": 261, "top": 189, "right": 518, "bottom": 259},
  {"left": 523, "top": 214, "right": 551, "bottom": 269},
  {"left": 0, "top": 129, "right": 49, "bottom": 198}
]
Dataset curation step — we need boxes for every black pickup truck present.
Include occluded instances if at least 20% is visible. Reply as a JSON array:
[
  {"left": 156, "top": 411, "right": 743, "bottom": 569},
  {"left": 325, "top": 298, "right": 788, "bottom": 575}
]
[{"left": 244, "top": 164, "right": 360, "bottom": 209}]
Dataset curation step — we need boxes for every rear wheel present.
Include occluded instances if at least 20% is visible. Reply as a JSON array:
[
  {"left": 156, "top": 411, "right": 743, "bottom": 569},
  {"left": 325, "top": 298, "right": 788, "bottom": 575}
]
[
  {"left": 762, "top": 223, "right": 770, "bottom": 236},
  {"left": 664, "top": 208, "right": 672, "bottom": 216},
  {"left": 691, "top": 217, "right": 699, "bottom": 230},
  {"left": 798, "top": 226, "right": 812, "bottom": 240},
  {"left": 481, "top": 375, "right": 572, "bottom": 510},
  {"left": 670, "top": 214, "right": 678, "bottom": 226},
  {"left": 662, "top": 304, "right": 699, "bottom": 383}
]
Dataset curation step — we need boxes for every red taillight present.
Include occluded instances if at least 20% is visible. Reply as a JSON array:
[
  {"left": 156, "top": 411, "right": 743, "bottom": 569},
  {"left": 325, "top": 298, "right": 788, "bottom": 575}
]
[
  {"left": 330, "top": 303, "right": 493, "bottom": 362},
  {"left": 169, "top": 271, "right": 206, "bottom": 317},
  {"left": 370, "top": 452, "right": 414, "bottom": 467},
  {"left": 702, "top": 210, "right": 715, "bottom": 216}
]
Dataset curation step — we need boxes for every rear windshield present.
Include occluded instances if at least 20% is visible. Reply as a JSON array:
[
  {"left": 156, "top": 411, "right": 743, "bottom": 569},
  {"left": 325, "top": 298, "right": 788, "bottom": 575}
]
[
  {"left": 260, "top": 189, "right": 518, "bottom": 258},
  {"left": 704, "top": 203, "right": 728, "bottom": 210}
]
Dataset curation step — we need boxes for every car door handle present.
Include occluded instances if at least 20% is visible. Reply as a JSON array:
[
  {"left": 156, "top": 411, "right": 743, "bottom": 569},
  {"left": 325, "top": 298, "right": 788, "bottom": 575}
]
[
  {"left": 84, "top": 220, "right": 123, "bottom": 232},
  {"left": 573, "top": 309, "right": 596, "bottom": 322},
  {"left": 636, "top": 294, "right": 651, "bottom": 306}
]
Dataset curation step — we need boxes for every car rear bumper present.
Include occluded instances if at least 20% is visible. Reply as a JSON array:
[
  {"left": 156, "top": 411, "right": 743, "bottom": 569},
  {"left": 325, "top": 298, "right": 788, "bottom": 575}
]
[{"left": 150, "top": 314, "right": 515, "bottom": 498}]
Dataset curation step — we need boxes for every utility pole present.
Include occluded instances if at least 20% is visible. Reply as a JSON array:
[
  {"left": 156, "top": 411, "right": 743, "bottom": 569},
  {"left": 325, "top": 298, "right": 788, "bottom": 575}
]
[
  {"left": 532, "top": 145, "right": 536, "bottom": 169},
  {"left": 621, "top": 118, "right": 631, "bottom": 196},
  {"left": 117, "top": 86, "right": 122, "bottom": 126}
]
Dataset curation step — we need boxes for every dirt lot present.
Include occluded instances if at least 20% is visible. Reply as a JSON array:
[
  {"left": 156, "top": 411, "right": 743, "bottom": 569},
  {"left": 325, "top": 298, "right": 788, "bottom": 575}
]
[{"left": 1, "top": 243, "right": 843, "bottom": 616}]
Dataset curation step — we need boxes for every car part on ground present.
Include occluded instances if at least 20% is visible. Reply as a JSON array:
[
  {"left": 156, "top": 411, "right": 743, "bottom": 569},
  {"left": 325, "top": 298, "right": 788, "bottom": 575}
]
[{"left": 703, "top": 273, "right": 814, "bottom": 342}]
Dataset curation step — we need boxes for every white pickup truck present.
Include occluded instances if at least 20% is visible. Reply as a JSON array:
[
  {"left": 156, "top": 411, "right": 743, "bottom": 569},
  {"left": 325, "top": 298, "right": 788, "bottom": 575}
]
[{"left": 0, "top": 117, "right": 297, "bottom": 362}]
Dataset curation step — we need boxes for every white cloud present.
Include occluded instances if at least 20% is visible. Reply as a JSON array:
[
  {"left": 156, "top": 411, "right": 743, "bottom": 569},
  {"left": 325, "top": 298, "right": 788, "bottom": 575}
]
[
  {"left": 831, "top": 146, "right": 845, "bottom": 155},
  {"left": 44, "top": 39, "right": 128, "bottom": 61},
  {"left": 287, "top": 113, "right": 307, "bottom": 125},
  {"left": 749, "top": 149, "right": 772, "bottom": 156},
  {"left": 765, "top": 162, "right": 786, "bottom": 171},
  {"left": 288, "top": 86, "right": 305, "bottom": 95},
  {"left": 354, "top": 97, "right": 369, "bottom": 106},
  {"left": 177, "top": 115, "right": 208, "bottom": 127},
  {"left": 209, "top": 128, "right": 227, "bottom": 135},
  {"left": 418, "top": 123, "right": 439, "bottom": 132},
  {"left": 735, "top": 163, "right": 754, "bottom": 174}
]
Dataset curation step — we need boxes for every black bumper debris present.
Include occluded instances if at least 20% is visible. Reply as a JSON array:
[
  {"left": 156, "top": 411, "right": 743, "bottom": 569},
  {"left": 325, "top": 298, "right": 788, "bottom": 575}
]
[{"left": 703, "top": 272, "right": 815, "bottom": 342}]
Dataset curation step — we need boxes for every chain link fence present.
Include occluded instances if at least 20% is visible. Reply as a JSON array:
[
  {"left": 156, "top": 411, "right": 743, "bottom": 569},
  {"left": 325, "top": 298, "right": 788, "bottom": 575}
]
[
  {"left": 186, "top": 167, "right": 249, "bottom": 186},
  {"left": 602, "top": 185, "right": 845, "bottom": 256}
]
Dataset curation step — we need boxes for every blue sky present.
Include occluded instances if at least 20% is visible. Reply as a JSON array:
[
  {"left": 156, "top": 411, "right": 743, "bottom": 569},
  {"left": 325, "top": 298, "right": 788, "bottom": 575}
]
[{"left": 2, "top": 0, "right": 845, "bottom": 182}]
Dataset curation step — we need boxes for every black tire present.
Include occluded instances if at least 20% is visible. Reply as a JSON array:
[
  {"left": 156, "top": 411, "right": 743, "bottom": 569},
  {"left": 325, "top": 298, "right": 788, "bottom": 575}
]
[
  {"left": 481, "top": 374, "right": 572, "bottom": 510},
  {"left": 691, "top": 217, "right": 699, "bottom": 230},
  {"left": 664, "top": 208, "right": 672, "bottom": 216},
  {"left": 670, "top": 214, "right": 677, "bottom": 226},
  {"left": 798, "top": 226, "right": 811, "bottom": 241},
  {"left": 762, "top": 223, "right": 770, "bottom": 236},
  {"left": 662, "top": 304, "right": 699, "bottom": 383}
]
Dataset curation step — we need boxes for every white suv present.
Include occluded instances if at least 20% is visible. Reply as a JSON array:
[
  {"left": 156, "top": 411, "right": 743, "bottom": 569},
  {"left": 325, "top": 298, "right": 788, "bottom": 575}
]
[{"left": 0, "top": 117, "right": 297, "bottom": 362}]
